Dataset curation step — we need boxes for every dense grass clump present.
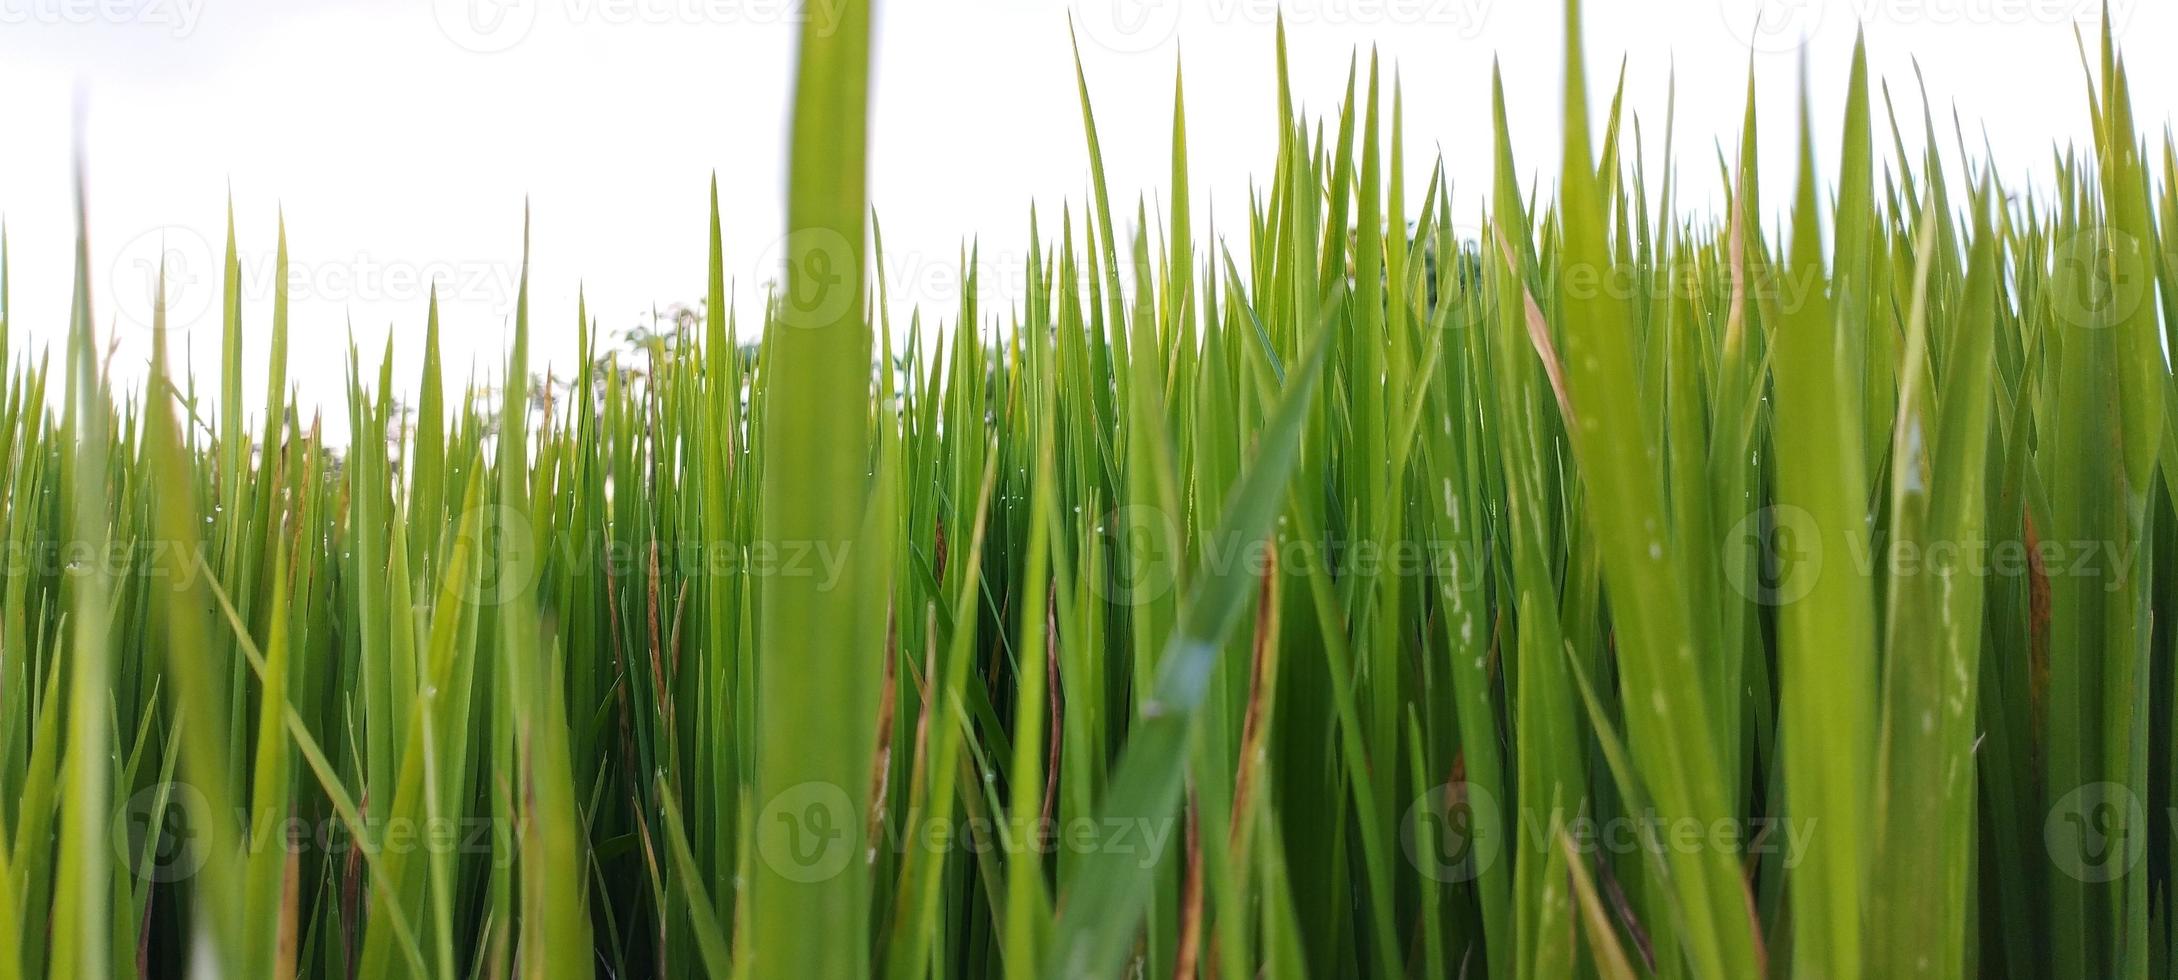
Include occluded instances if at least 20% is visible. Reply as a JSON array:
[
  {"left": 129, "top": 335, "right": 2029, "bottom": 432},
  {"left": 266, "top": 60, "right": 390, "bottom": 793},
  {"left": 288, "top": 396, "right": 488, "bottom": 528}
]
[{"left": 1, "top": 0, "right": 2174, "bottom": 976}]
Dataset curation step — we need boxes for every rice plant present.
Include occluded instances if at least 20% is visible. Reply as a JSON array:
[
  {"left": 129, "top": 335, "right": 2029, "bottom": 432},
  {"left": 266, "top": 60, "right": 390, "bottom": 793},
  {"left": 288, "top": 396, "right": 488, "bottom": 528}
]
[{"left": 1, "top": 0, "right": 2173, "bottom": 976}]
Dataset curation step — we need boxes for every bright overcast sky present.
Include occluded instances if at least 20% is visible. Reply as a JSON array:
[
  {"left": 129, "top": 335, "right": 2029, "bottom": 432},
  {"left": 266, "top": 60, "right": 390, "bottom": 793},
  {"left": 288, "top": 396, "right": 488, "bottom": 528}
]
[{"left": 0, "top": 0, "right": 2170, "bottom": 430}]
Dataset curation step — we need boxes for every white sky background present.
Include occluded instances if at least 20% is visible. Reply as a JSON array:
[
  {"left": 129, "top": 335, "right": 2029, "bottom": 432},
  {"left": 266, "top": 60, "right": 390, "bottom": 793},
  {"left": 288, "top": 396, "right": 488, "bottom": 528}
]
[{"left": 0, "top": 0, "right": 2170, "bottom": 433}]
